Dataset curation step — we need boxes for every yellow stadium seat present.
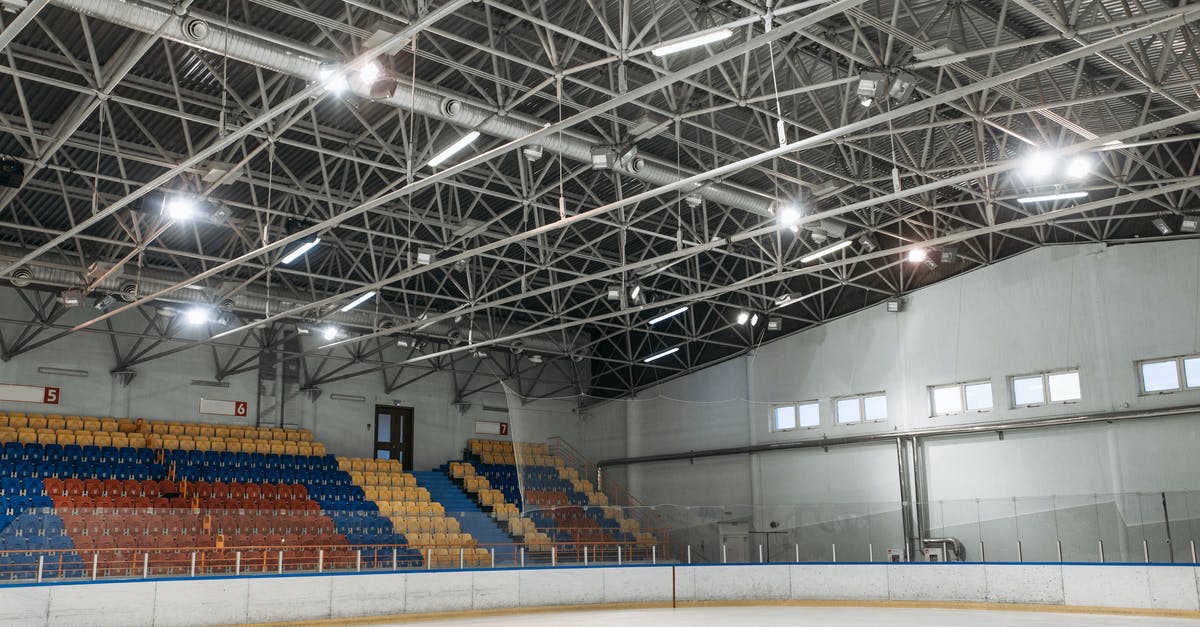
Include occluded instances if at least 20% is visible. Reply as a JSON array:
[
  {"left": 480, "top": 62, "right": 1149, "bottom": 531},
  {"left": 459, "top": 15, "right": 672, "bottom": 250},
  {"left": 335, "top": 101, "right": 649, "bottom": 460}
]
[
  {"left": 297, "top": 444, "right": 313, "bottom": 456},
  {"left": 311, "top": 443, "right": 326, "bottom": 456},
  {"left": 81, "top": 418, "right": 100, "bottom": 432},
  {"left": 17, "top": 430, "right": 36, "bottom": 444},
  {"left": 213, "top": 426, "right": 230, "bottom": 439},
  {"left": 99, "top": 419, "right": 117, "bottom": 432},
  {"left": 194, "top": 438, "right": 211, "bottom": 452},
  {"left": 182, "top": 424, "right": 199, "bottom": 437},
  {"left": 128, "top": 433, "right": 146, "bottom": 448},
  {"left": 348, "top": 458, "right": 365, "bottom": 471},
  {"left": 254, "top": 440, "right": 270, "bottom": 454},
  {"left": 228, "top": 427, "right": 245, "bottom": 439},
  {"left": 197, "top": 425, "right": 214, "bottom": 438},
  {"left": 269, "top": 442, "right": 284, "bottom": 455},
  {"left": 56, "top": 431, "right": 76, "bottom": 446},
  {"left": 8, "top": 416, "right": 28, "bottom": 429},
  {"left": 92, "top": 433, "right": 112, "bottom": 447},
  {"left": 299, "top": 430, "right": 313, "bottom": 442},
  {"left": 271, "top": 428, "right": 287, "bottom": 441},
  {"left": 28, "top": 416, "right": 47, "bottom": 430},
  {"left": 150, "top": 422, "right": 168, "bottom": 434},
  {"left": 0, "top": 429, "right": 15, "bottom": 444},
  {"left": 166, "top": 422, "right": 183, "bottom": 436},
  {"left": 116, "top": 418, "right": 136, "bottom": 433},
  {"left": 283, "top": 442, "right": 298, "bottom": 455},
  {"left": 208, "top": 439, "right": 226, "bottom": 452},
  {"left": 60, "top": 416, "right": 80, "bottom": 431},
  {"left": 111, "top": 433, "right": 128, "bottom": 447},
  {"left": 285, "top": 430, "right": 301, "bottom": 442},
  {"left": 161, "top": 436, "right": 179, "bottom": 450},
  {"left": 36, "top": 430, "right": 55, "bottom": 445},
  {"left": 46, "top": 417, "right": 65, "bottom": 430},
  {"left": 74, "top": 432, "right": 93, "bottom": 446}
]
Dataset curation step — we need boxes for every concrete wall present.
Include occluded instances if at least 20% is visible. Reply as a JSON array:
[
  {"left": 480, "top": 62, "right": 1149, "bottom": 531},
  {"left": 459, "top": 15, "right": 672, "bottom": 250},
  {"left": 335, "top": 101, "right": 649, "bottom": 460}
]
[
  {"left": 0, "top": 292, "right": 581, "bottom": 470},
  {"left": 2, "top": 563, "right": 1198, "bottom": 626},
  {"left": 579, "top": 241, "right": 1200, "bottom": 556}
]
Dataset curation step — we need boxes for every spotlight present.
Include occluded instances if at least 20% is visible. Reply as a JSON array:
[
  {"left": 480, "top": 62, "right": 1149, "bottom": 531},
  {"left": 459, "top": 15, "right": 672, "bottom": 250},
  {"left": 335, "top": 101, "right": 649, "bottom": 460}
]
[
  {"left": 736, "top": 311, "right": 750, "bottom": 325},
  {"left": 857, "top": 71, "right": 886, "bottom": 108},
  {"left": 94, "top": 294, "right": 117, "bottom": 311},
  {"left": 528, "top": 354, "right": 544, "bottom": 365},
  {"left": 886, "top": 297, "right": 904, "bottom": 313},
  {"left": 777, "top": 205, "right": 801, "bottom": 229},
  {"left": 923, "top": 257, "right": 939, "bottom": 271},
  {"left": 1022, "top": 151, "right": 1055, "bottom": 180},
  {"left": 859, "top": 234, "right": 878, "bottom": 253},
  {"left": 522, "top": 144, "right": 544, "bottom": 162},
  {"left": 606, "top": 284, "right": 622, "bottom": 301},
  {"left": 766, "top": 317, "right": 782, "bottom": 331},
  {"left": 749, "top": 313, "right": 760, "bottom": 327},
  {"left": 888, "top": 72, "right": 917, "bottom": 101},
  {"left": 1065, "top": 156, "right": 1092, "bottom": 179},
  {"left": 1181, "top": 217, "right": 1199, "bottom": 233},
  {"left": 321, "top": 326, "right": 339, "bottom": 341},
  {"left": 939, "top": 247, "right": 959, "bottom": 263},
  {"left": 629, "top": 284, "right": 643, "bottom": 303},
  {"left": 416, "top": 248, "right": 435, "bottom": 265},
  {"left": 163, "top": 195, "right": 199, "bottom": 220},
  {"left": 184, "top": 307, "right": 212, "bottom": 325},
  {"left": 1152, "top": 218, "right": 1172, "bottom": 236},
  {"left": 61, "top": 289, "right": 83, "bottom": 308},
  {"left": 358, "top": 60, "right": 383, "bottom": 84},
  {"left": 907, "top": 248, "right": 928, "bottom": 263}
]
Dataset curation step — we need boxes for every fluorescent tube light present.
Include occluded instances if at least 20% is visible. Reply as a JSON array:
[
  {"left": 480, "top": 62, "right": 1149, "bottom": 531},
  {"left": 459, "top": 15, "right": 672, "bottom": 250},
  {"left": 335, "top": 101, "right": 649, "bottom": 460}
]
[
  {"left": 340, "top": 291, "right": 377, "bottom": 312},
  {"left": 1017, "top": 191, "right": 1088, "bottom": 204},
  {"left": 643, "top": 347, "right": 680, "bottom": 363},
  {"left": 647, "top": 306, "right": 688, "bottom": 325},
  {"left": 281, "top": 237, "right": 321, "bottom": 265},
  {"left": 651, "top": 29, "right": 733, "bottom": 57},
  {"left": 428, "top": 130, "right": 481, "bottom": 167},
  {"left": 800, "top": 240, "right": 853, "bottom": 263}
]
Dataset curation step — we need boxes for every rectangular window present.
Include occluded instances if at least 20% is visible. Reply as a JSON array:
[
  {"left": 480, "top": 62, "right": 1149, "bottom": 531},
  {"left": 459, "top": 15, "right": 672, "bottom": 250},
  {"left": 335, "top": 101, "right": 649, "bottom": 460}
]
[
  {"left": 771, "top": 405, "right": 797, "bottom": 431},
  {"left": 1010, "top": 369, "right": 1080, "bottom": 407},
  {"left": 836, "top": 393, "right": 886, "bottom": 424},
  {"left": 930, "top": 380, "right": 993, "bottom": 416},
  {"left": 1136, "top": 355, "right": 1200, "bottom": 394},
  {"left": 770, "top": 401, "right": 820, "bottom": 432}
]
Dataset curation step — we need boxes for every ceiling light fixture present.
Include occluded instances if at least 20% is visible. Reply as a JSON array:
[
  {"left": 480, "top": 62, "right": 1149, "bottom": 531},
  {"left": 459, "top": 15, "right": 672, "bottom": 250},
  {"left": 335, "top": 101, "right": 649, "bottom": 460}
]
[
  {"left": 1022, "top": 151, "right": 1056, "bottom": 180},
  {"left": 1152, "top": 218, "right": 1172, "bottom": 236},
  {"left": 651, "top": 29, "right": 733, "bottom": 57},
  {"left": 736, "top": 311, "right": 750, "bottom": 325},
  {"left": 428, "top": 130, "right": 481, "bottom": 168},
  {"left": 648, "top": 306, "right": 688, "bottom": 325},
  {"left": 1180, "top": 217, "right": 1199, "bottom": 233},
  {"left": 629, "top": 284, "right": 643, "bottom": 302},
  {"left": 163, "top": 196, "right": 199, "bottom": 220},
  {"left": 859, "top": 234, "right": 878, "bottom": 253},
  {"left": 358, "top": 60, "right": 384, "bottom": 84},
  {"left": 766, "top": 317, "right": 782, "bottom": 331},
  {"left": 184, "top": 307, "right": 212, "bottom": 325},
  {"left": 642, "top": 347, "right": 681, "bottom": 363},
  {"left": 1065, "top": 156, "right": 1092, "bottom": 179},
  {"left": 1017, "top": 191, "right": 1088, "bottom": 204},
  {"left": 318, "top": 63, "right": 348, "bottom": 94},
  {"left": 321, "top": 326, "right": 339, "bottom": 341},
  {"left": 340, "top": 291, "right": 377, "bottom": 312},
  {"left": 857, "top": 71, "right": 886, "bottom": 107},
  {"left": 280, "top": 237, "right": 321, "bottom": 265},
  {"left": 907, "top": 248, "right": 928, "bottom": 263},
  {"left": 750, "top": 313, "right": 760, "bottom": 327},
  {"left": 800, "top": 240, "right": 854, "bottom": 264}
]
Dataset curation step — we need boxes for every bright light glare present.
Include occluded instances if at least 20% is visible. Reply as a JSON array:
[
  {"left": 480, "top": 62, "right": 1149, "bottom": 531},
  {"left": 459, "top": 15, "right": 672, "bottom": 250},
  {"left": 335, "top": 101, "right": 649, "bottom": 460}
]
[
  {"left": 736, "top": 311, "right": 750, "bottom": 325},
  {"left": 629, "top": 284, "right": 642, "bottom": 301},
  {"left": 643, "top": 347, "right": 680, "bottom": 363},
  {"left": 339, "top": 291, "right": 376, "bottom": 313},
  {"left": 164, "top": 196, "right": 198, "bottom": 220},
  {"left": 428, "top": 130, "right": 481, "bottom": 167},
  {"left": 1017, "top": 191, "right": 1089, "bottom": 204},
  {"left": 280, "top": 237, "right": 321, "bottom": 265},
  {"left": 321, "top": 326, "right": 339, "bottom": 341},
  {"left": 800, "top": 240, "right": 853, "bottom": 264},
  {"left": 358, "top": 60, "right": 383, "bottom": 83},
  {"left": 647, "top": 306, "right": 688, "bottom": 326},
  {"left": 1022, "top": 151, "right": 1055, "bottom": 179},
  {"left": 183, "top": 307, "right": 212, "bottom": 325},
  {"left": 907, "top": 248, "right": 928, "bottom": 263},
  {"left": 1065, "top": 156, "right": 1092, "bottom": 179},
  {"left": 651, "top": 29, "right": 734, "bottom": 57},
  {"left": 777, "top": 205, "right": 801, "bottom": 227},
  {"left": 750, "top": 313, "right": 759, "bottom": 327}
]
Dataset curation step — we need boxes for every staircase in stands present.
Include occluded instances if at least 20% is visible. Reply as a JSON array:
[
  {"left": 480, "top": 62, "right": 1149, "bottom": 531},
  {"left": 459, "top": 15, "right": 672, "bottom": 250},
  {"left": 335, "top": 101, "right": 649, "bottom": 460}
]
[{"left": 413, "top": 469, "right": 517, "bottom": 565}]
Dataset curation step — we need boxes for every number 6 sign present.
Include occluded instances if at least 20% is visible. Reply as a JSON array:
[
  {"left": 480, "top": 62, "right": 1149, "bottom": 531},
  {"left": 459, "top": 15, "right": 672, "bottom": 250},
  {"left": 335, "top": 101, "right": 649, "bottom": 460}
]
[
  {"left": 199, "top": 398, "right": 250, "bottom": 417},
  {"left": 234, "top": 401, "right": 248, "bottom": 416}
]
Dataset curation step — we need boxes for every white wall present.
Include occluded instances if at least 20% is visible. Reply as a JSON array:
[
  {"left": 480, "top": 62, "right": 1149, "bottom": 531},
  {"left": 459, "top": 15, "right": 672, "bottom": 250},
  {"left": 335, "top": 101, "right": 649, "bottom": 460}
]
[{"left": 579, "top": 241, "right": 1200, "bottom": 556}]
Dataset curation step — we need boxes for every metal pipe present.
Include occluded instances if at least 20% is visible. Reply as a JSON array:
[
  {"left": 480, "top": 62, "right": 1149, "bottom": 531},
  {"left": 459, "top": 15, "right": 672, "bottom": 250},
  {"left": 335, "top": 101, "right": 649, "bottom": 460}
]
[
  {"left": 598, "top": 404, "right": 1200, "bottom": 467},
  {"left": 895, "top": 437, "right": 914, "bottom": 562}
]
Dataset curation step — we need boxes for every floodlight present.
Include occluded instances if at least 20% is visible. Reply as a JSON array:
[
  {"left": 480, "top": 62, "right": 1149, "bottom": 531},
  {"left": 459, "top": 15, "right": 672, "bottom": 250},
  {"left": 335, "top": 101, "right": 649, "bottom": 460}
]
[
  {"left": 766, "top": 317, "right": 782, "bottom": 331},
  {"left": 1152, "top": 218, "right": 1172, "bottom": 236},
  {"left": 318, "top": 63, "right": 348, "bottom": 94},
  {"left": 1180, "top": 217, "right": 1199, "bottom": 233},
  {"left": 886, "top": 297, "right": 903, "bottom": 313},
  {"left": 749, "top": 313, "right": 760, "bottom": 327},
  {"left": 907, "top": 248, "right": 928, "bottom": 263},
  {"left": 61, "top": 289, "right": 83, "bottom": 307},
  {"left": 923, "top": 257, "right": 939, "bottom": 271},
  {"left": 184, "top": 307, "right": 212, "bottom": 325},
  {"left": 358, "top": 60, "right": 383, "bottom": 84},
  {"left": 321, "top": 326, "right": 339, "bottom": 341},
  {"left": 163, "top": 195, "right": 199, "bottom": 220},
  {"left": 939, "top": 247, "right": 959, "bottom": 264},
  {"left": 416, "top": 248, "right": 435, "bottom": 265},
  {"left": 94, "top": 294, "right": 117, "bottom": 311},
  {"left": 606, "top": 284, "right": 622, "bottom": 301},
  {"left": 857, "top": 72, "right": 886, "bottom": 107},
  {"left": 1065, "top": 156, "right": 1092, "bottom": 179},
  {"left": 736, "top": 311, "right": 750, "bottom": 325},
  {"left": 777, "top": 205, "right": 801, "bottom": 228},
  {"left": 629, "top": 283, "right": 643, "bottom": 302},
  {"left": 888, "top": 72, "right": 917, "bottom": 101},
  {"left": 859, "top": 234, "right": 878, "bottom": 253},
  {"left": 522, "top": 144, "right": 544, "bottom": 162},
  {"left": 1021, "top": 152, "right": 1056, "bottom": 180}
]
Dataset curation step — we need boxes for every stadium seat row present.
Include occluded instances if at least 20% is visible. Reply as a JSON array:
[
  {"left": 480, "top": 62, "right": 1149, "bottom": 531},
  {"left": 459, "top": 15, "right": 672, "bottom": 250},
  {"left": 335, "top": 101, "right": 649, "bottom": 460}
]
[{"left": 0, "top": 414, "right": 312, "bottom": 442}]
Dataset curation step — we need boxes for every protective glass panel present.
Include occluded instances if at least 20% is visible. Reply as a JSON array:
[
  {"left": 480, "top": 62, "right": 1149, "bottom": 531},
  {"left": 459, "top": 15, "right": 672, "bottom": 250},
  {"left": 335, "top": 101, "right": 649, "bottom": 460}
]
[
  {"left": 772, "top": 405, "right": 796, "bottom": 431},
  {"left": 1012, "top": 375, "right": 1045, "bottom": 406},
  {"left": 836, "top": 398, "right": 861, "bottom": 424},
  {"left": 1186, "top": 357, "right": 1200, "bottom": 388},
  {"left": 863, "top": 394, "right": 887, "bottom": 421},
  {"left": 964, "top": 382, "right": 993, "bottom": 411},
  {"left": 797, "top": 402, "right": 820, "bottom": 428},
  {"left": 1141, "top": 360, "right": 1180, "bottom": 392},
  {"left": 931, "top": 385, "right": 963, "bottom": 415},
  {"left": 1047, "top": 371, "right": 1081, "bottom": 402}
]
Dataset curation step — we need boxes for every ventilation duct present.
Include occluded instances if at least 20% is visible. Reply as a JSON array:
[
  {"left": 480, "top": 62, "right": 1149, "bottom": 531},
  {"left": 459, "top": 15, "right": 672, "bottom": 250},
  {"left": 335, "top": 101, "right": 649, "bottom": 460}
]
[{"left": 46, "top": 0, "right": 773, "bottom": 216}]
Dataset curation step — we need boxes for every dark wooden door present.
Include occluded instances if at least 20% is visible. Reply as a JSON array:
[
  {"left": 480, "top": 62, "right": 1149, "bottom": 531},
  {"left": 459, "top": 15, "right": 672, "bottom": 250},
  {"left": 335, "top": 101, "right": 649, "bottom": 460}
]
[{"left": 374, "top": 405, "right": 414, "bottom": 470}]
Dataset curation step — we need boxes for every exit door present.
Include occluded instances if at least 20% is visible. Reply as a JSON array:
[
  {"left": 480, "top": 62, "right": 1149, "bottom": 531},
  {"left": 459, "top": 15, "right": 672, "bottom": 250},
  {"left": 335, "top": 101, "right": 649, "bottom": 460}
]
[{"left": 374, "top": 405, "right": 414, "bottom": 470}]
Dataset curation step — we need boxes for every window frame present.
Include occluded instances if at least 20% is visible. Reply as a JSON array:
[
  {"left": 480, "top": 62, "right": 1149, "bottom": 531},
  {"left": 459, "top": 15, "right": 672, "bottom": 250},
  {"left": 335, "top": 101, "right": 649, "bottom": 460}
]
[
  {"left": 1008, "top": 369, "right": 1081, "bottom": 408},
  {"left": 929, "top": 379, "right": 993, "bottom": 417},
  {"left": 1136, "top": 355, "right": 1200, "bottom": 395},
  {"left": 834, "top": 392, "right": 887, "bottom": 425},
  {"left": 769, "top": 400, "right": 821, "bottom": 432}
]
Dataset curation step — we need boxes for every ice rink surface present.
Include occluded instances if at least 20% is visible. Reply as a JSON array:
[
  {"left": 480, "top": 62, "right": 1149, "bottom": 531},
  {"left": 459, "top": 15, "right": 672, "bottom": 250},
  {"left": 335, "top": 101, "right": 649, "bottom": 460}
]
[{"left": 377, "top": 606, "right": 1200, "bottom": 626}]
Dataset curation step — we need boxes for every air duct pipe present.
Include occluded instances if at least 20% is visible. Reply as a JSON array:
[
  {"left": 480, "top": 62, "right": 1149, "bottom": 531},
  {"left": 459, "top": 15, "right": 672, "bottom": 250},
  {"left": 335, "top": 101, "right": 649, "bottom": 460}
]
[
  {"left": 0, "top": 245, "right": 580, "bottom": 356},
  {"left": 49, "top": 0, "right": 774, "bottom": 215}
]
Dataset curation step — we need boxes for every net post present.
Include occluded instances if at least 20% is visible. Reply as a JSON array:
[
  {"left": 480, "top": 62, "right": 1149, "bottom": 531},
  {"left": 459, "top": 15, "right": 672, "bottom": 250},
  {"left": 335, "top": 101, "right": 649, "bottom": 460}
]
[
  {"left": 392, "top": 548, "right": 398, "bottom": 571},
  {"left": 583, "top": 546, "right": 588, "bottom": 566},
  {"left": 190, "top": 552, "right": 196, "bottom": 577},
  {"left": 356, "top": 550, "right": 362, "bottom": 572},
  {"left": 36, "top": 555, "right": 44, "bottom": 583},
  {"left": 652, "top": 545, "right": 657, "bottom": 565},
  {"left": 722, "top": 544, "right": 727, "bottom": 564},
  {"left": 686, "top": 545, "right": 691, "bottom": 564},
  {"left": 617, "top": 545, "right": 622, "bottom": 565},
  {"left": 91, "top": 553, "right": 98, "bottom": 581},
  {"left": 832, "top": 543, "right": 837, "bottom": 563},
  {"left": 318, "top": 549, "right": 324, "bottom": 573},
  {"left": 520, "top": 547, "right": 525, "bottom": 568},
  {"left": 491, "top": 548, "right": 495, "bottom": 568},
  {"left": 758, "top": 544, "right": 763, "bottom": 563},
  {"left": 235, "top": 551, "right": 241, "bottom": 576},
  {"left": 142, "top": 553, "right": 149, "bottom": 579},
  {"left": 278, "top": 551, "right": 284, "bottom": 574}
]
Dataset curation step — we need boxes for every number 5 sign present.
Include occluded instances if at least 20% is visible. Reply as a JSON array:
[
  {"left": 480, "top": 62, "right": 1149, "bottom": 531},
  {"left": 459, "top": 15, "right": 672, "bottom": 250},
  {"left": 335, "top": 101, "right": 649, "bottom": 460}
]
[{"left": 0, "top": 383, "right": 60, "bottom": 404}]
